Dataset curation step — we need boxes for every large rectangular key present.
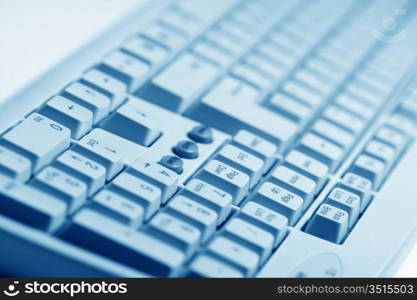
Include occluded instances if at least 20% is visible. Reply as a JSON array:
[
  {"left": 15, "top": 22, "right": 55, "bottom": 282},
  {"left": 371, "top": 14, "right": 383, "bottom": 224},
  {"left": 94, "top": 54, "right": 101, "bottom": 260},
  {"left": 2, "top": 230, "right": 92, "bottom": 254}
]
[
  {"left": 0, "top": 175, "right": 67, "bottom": 233},
  {"left": 0, "top": 145, "right": 31, "bottom": 182},
  {"left": 0, "top": 113, "right": 70, "bottom": 172},
  {"left": 140, "top": 53, "right": 219, "bottom": 113},
  {"left": 190, "top": 76, "right": 298, "bottom": 150},
  {"left": 61, "top": 209, "right": 185, "bottom": 276}
]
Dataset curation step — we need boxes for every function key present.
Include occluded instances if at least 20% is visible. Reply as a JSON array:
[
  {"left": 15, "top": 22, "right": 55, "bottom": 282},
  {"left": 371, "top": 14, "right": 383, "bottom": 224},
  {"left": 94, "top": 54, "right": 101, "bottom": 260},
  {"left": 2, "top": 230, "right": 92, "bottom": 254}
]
[
  {"left": 188, "top": 125, "right": 213, "bottom": 144},
  {"left": 173, "top": 140, "right": 199, "bottom": 159}
]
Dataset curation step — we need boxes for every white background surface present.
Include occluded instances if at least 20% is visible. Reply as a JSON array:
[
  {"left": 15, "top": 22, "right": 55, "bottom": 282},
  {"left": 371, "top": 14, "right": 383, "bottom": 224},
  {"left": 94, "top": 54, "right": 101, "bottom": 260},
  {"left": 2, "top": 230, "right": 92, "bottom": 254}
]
[{"left": 0, "top": 0, "right": 416, "bottom": 277}]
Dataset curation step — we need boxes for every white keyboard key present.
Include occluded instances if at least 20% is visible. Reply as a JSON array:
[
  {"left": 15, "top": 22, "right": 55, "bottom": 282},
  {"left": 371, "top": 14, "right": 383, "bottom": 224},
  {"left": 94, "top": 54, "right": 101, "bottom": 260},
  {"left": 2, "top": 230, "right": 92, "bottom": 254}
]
[
  {"left": 0, "top": 113, "right": 70, "bottom": 172},
  {"left": 270, "top": 165, "right": 317, "bottom": 208},
  {"left": 189, "top": 254, "right": 244, "bottom": 278},
  {"left": 0, "top": 177, "right": 66, "bottom": 233},
  {"left": 122, "top": 36, "right": 169, "bottom": 66},
  {"left": 100, "top": 50, "right": 150, "bottom": 91},
  {"left": 335, "top": 94, "right": 375, "bottom": 120},
  {"left": 245, "top": 53, "right": 285, "bottom": 81},
  {"left": 91, "top": 189, "right": 144, "bottom": 228},
  {"left": 215, "top": 144, "right": 264, "bottom": 188},
  {"left": 375, "top": 126, "right": 407, "bottom": 152},
  {"left": 143, "top": 53, "right": 219, "bottom": 113},
  {"left": 81, "top": 68, "right": 127, "bottom": 110},
  {"left": 39, "top": 95, "right": 93, "bottom": 139},
  {"left": 159, "top": 8, "right": 202, "bottom": 37},
  {"left": 74, "top": 130, "right": 125, "bottom": 181},
  {"left": 297, "top": 133, "right": 344, "bottom": 172},
  {"left": 350, "top": 154, "right": 386, "bottom": 188},
  {"left": 196, "top": 160, "right": 250, "bottom": 205},
  {"left": 340, "top": 172, "right": 372, "bottom": 212},
  {"left": 325, "top": 187, "right": 360, "bottom": 228},
  {"left": 128, "top": 157, "right": 178, "bottom": 203},
  {"left": 193, "top": 40, "right": 233, "bottom": 67},
  {"left": 285, "top": 150, "right": 328, "bottom": 189},
  {"left": 305, "top": 203, "right": 349, "bottom": 244},
  {"left": 268, "top": 92, "right": 312, "bottom": 126},
  {"left": 147, "top": 212, "right": 201, "bottom": 258},
  {"left": 166, "top": 195, "right": 217, "bottom": 243},
  {"left": 62, "top": 82, "right": 111, "bottom": 124},
  {"left": 141, "top": 22, "right": 186, "bottom": 51},
  {"left": 109, "top": 172, "right": 161, "bottom": 220},
  {"left": 311, "top": 119, "right": 355, "bottom": 148},
  {"left": 31, "top": 166, "right": 87, "bottom": 214},
  {"left": 193, "top": 76, "right": 298, "bottom": 150},
  {"left": 387, "top": 113, "right": 415, "bottom": 134},
  {"left": 238, "top": 201, "right": 288, "bottom": 247},
  {"left": 62, "top": 209, "right": 185, "bottom": 276},
  {"left": 253, "top": 181, "right": 303, "bottom": 226},
  {"left": 365, "top": 139, "right": 396, "bottom": 167},
  {"left": 54, "top": 150, "right": 106, "bottom": 196},
  {"left": 323, "top": 105, "right": 366, "bottom": 134},
  {"left": 232, "top": 63, "right": 273, "bottom": 90},
  {"left": 222, "top": 218, "right": 274, "bottom": 264},
  {"left": 101, "top": 101, "right": 162, "bottom": 147},
  {"left": 183, "top": 179, "right": 233, "bottom": 225},
  {"left": 0, "top": 146, "right": 31, "bottom": 182},
  {"left": 282, "top": 80, "right": 323, "bottom": 108},
  {"left": 207, "top": 236, "right": 259, "bottom": 277},
  {"left": 293, "top": 69, "right": 333, "bottom": 95},
  {"left": 256, "top": 42, "right": 298, "bottom": 69},
  {"left": 205, "top": 30, "right": 246, "bottom": 55},
  {"left": 232, "top": 130, "right": 277, "bottom": 174}
]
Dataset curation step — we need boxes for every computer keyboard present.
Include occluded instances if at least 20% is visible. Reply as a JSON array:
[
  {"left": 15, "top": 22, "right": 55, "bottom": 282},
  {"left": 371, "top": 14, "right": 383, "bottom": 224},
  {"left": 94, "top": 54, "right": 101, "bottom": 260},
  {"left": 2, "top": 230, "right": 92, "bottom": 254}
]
[{"left": 1, "top": 0, "right": 417, "bottom": 277}]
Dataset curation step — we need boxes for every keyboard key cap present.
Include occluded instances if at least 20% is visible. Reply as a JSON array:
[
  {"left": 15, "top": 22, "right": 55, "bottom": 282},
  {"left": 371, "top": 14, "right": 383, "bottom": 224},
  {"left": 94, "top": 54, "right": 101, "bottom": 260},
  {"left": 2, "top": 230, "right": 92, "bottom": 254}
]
[
  {"left": 193, "top": 40, "right": 233, "bottom": 67},
  {"left": 188, "top": 125, "right": 214, "bottom": 144},
  {"left": 282, "top": 80, "right": 323, "bottom": 108},
  {"left": 62, "top": 209, "right": 185, "bottom": 276},
  {"left": 127, "top": 157, "right": 178, "bottom": 203},
  {"left": 54, "top": 150, "right": 106, "bottom": 196},
  {"left": 141, "top": 53, "right": 219, "bottom": 113},
  {"left": 173, "top": 140, "right": 199, "bottom": 159},
  {"left": 245, "top": 53, "right": 285, "bottom": 81},
  {"left": 91, "top": 189, "right": 144, "bottom": 228},
  {"left": 122, "top": 36, "right": 169, "bottom": 66},
  {"left": 232, "top": 130, "right": 277, "bottom": 174},
  {"left": 270, "top": 165, "right": 317, "bottom": 208},
  {"left": 222, "top": 218, "right": 274, "bottom": 264},
  {"left": 311, "top": 119, "right": 355, "bottom": 148},
  {"left": 350, "top": 154, "right": 385, "bottom": 188},
  {"left": 238, "top": 201, "right": 288, "bottom": 248},
  {"left": 165, "top": 195, "right": 217, "bottom": 243},
  {"left": 159, "top": 155, "right": 184, "bottom": 174},
  {"left": 31, "top": 166, "right": 87, "bottom": 214},
  {"left": 99, "top": 50, "right": 150, "bottom": 91},
  {"left": 375, "top": 126, "right": 407, "bottom": 152},
  {"left": 159, "top": 8, "right": 202, "bottom": 37},
  {"left": 62, "top": 82, "right": 111, "bottom": 124},
  {"left": 101, "top": 101, "right": 162, "bottom": 147},
  {"left": 146, "top": 212, "right": 201, "bottom": 258},
  {"left": 284, "top": 150, "right": 328, "bottom": 189},
  {"left": 0, "top": 145, "right": 31, "bottom": 182},
  {"left": 297, "top": 133, "right": 344, "bottom": 172},
  {"left": 0, "top": 177, "right": 66, "bottom": 233},
  {"left": 364, "top": 139, "right": 396, "bottom": 167},
  {"left": 252, "top": 181, "right": 303, "bottom": 225},
  {"left": 81, "top": 68, "right": 127, "bottom": 110},
  {"left": 74, "top": 130, "right": 125, "bottom": 181},
  {"left": 205, "top": 30, "right": 246, "bottom": 55},
  {"left": 268, "top": 93, "right": 312, "bottom": 126},
  {"left": 188, "top": 254, "right": 244, "bottom": 278},
  {"left": 215, "top": 144, "right": 264, "bottom": 188},
  {"left": 109, "top": 172, "right": 161, "bottom": 220},
  {"left": 323, "top": 105, "right": 365, "bottom": 134},
  {"left": 196, "top": 160, "right": 250, "bottom": 205},
  {"left": 141, "top": 22, "right": 186, "bottom": 51},
  {"left": 335, "top": 94, "right": 375, "bottom": 120},
  {"left": 340, "top": 172, "right": 372, "bottom": 212},
  {"left": 207, "top": 236, "right": 259, "bottom": 277},
  {"left": 232, "top": 63, "right": 273, "bottom": 90},
  {"left": 182, "top": 179, "right": 233, "bottom": 225},
  {"left": 0, "top": 113, "right": 70, "bottom": 172},
  {"left": 305, "top": 203, "right": 349, "bottom": 244},
  {"left": 325, "top": 187, "right": 360, "bottom": 228},
  {"left": 39, "top": 95, "right": 93, "bottom": 139},
  {"left": 386, "top": 113, "right": 415, "bottom": 134}
]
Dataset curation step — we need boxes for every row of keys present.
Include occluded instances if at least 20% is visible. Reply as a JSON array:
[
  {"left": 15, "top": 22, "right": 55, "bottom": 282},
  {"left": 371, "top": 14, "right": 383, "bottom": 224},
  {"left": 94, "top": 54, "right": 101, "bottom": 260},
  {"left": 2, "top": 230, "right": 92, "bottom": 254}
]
[{"left": 305, "top": 111, "right": 414, "bottom": 244}]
